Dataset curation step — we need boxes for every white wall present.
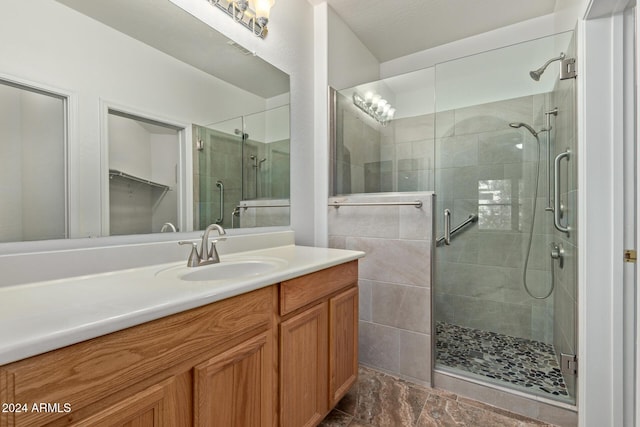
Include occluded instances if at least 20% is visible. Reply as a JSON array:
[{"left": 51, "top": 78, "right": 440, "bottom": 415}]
[
  {"left": 579, "top": 2, "right": 638, "bottom": 425},
  {"left": 327, "top": 6, "right": 380, "bottom": 90},
  {"left": 380, "top": 14, "right": 568, "bottom": 79},
  {"left": 310, "top": 4, "right": 380, "bottom": 247},
  {"left": 0, "top": 0, "right": 268, "bottom": 240},
  {"left": 108, "top": 115, "right": 153, "bottom": 181},
  {"left": 264, "top": 105, "right": 290, "bottom": 144}
]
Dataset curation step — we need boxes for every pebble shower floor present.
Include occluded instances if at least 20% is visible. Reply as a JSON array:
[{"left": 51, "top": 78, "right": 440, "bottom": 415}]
[{"left": 435, "top": 321, "right": 570, "bottom": 401}]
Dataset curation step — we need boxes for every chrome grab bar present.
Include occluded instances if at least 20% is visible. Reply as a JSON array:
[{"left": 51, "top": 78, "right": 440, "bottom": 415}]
[
  {"left": 329, "top": 200, "right": 423, "bottom": 208},
  {"left": 239, "top": 203, "right": 291, "bottom": 209},
  {"left": 443, "top": 209, "right": 451, "bottom": 245},
  {"left": 544, "top": 108, "right": 558, "bottom": 211},
  {"left": 215, "top": 181, "right": 224, "bottom": 224},
  {"left": 553, "top": 149, "right": 571, "bottom": 234},
  {"left": 437, "top": 212, "right": 478, "bottom": 246}
]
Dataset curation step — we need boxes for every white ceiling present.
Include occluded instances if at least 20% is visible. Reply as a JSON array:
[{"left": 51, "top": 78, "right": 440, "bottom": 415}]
[{"left": 324, "top": 0, "right": 558, "bottom": 62}]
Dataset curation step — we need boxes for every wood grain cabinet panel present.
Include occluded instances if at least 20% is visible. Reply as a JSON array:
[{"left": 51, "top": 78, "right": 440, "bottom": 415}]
[
  {"left": 194, "top": 331, "right": 273, "bottom": 427},
  {"left": 280, "top": 261, "right": 357, "bottom": 316},
  {"left": 279, "top": 262, "right": 359, "bottom": 427},
  {"left": 279, "top": 303, "right": 329, "bottom": 427},
  {"left": 329, "top": 287, "right": 358, "bottom": 407},
  {"left": 71, "top": 376, "right": 179, "bottom": 426}
]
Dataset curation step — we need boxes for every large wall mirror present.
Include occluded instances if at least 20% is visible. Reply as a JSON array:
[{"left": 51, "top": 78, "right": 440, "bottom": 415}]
[{"left": 0, "top": 0, "right": 290, "bottom": 244}]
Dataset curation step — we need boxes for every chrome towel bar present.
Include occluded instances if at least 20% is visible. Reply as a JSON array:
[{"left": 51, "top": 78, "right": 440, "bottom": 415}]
[
  {"left": 238, "top": 204, "right": 290, "bottom": 209},
  {"left": 328, "top": 200, "right": 423, "bottom": 208}
]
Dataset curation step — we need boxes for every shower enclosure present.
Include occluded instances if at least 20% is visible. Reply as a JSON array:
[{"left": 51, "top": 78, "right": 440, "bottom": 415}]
[
  {"left": 193, "top": 105, "right": 290, "bottom": 230},
  {"left": 331, "top": 31, "right": 577, "bottom": 409}
]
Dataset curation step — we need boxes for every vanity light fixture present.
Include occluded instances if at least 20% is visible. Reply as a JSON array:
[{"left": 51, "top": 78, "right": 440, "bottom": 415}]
[
  {"left": 352, "top": 91, "right": 396, "bottom": 126},
  {"left": 207, "top": 0, "right": 275, "bottom": 39}
]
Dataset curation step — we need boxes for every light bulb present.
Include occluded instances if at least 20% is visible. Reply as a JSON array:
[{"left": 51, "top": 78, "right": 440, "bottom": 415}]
[
  {"left": 364, "top": 91, "right": 374, "bottom": 105},
  {"left": 377, "top": 99, "right": 387, "bottom": 110},
  {"left": 254, "top": 0, "right": 274, "bottom": 21},
  {"left": 386, "top": 108, "right": 396, "bottom": 119}
]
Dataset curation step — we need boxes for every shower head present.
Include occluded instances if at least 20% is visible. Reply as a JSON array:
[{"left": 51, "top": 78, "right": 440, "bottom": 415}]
[
  {"left": 529, "top": 53, "right": 565, "bottom": 81},
  {"left": 509, "top": 122, "right": 539, "bottom": 137}
]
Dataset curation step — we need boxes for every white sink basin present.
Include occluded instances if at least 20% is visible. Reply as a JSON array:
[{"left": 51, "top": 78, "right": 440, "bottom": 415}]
[{"left": 158, "top": 257, "right": 289, "bottom": 282}]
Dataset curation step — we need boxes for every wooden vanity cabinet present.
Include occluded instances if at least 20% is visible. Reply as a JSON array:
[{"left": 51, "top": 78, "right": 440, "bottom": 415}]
[
  {"left": 0, "top": 260, "right": 358, "bottom": 427},
  {"left": 0, "top": 286, "right": 276, "bottom": 427},
  {"left": 279, "top": 261, "right": 358, "bottom": 427}
]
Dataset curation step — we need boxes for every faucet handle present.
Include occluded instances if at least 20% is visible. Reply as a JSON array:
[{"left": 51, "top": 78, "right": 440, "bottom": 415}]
[
  {"left": 207, "top": 239, "right": 222, "bottom": 263},
  {"left": 178, "top": 241, "right": 200, "bottom": 267}
]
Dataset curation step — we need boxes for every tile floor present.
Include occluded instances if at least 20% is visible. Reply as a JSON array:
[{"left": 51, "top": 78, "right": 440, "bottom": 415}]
[
  {"left": 319, "top": 366, "right": 556, "bottom": 427},
  {"left": 435, "top": 322, "right": 570, "bottom": 402}
]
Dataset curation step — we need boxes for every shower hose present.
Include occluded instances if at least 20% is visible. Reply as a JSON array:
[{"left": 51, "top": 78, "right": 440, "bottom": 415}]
[{"left": 523, "top": 133, "right": 554, "bottom": 300}]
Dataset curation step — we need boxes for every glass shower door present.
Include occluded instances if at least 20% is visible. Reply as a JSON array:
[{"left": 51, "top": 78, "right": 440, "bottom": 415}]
[
  {"left": 193, "top": 116, "right": 243, "bottom": 230},
  {"left": 433, "top": 32, "right": 577, "bottom": 405}
]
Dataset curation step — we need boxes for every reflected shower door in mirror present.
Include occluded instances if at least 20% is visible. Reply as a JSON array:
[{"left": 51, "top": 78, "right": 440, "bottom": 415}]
[
  {"left": 0, "top": 0, "right": 290, "bottom": 246},
  {"left": 193, "top": 105, "right": 290, "bottom": 230},
  {"left": 107, "top": 110, "right": 181, "bottom": 236},
  {"left": 0, "top": 79, "right": 67, "bottom": 243}
]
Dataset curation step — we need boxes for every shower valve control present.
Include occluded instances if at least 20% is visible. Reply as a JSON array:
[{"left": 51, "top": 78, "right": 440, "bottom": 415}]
[{"left": 550, "top": 242, "right": 565, "bottom": 269}]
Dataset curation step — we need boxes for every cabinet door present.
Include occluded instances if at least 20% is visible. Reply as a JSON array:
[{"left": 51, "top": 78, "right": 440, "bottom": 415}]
[
  {"left": 329, "top": 287, "right": 358, "bottom": 407},
  {"left": 71, "top": 376, "right": 179, "bottom": 426},
  {"left": 280, "top": 303, "right": 328, "bottom": 427},
  {"left": 194, "top": 331, "right": 273, "bottom": 427}
]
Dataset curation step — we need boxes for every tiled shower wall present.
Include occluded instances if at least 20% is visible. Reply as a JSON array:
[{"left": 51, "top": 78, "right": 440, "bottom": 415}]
[
  {"left": 193, "top": 125, "right": 290, "bottom": 229},
  {"left": 328, "top": 192, "right": 434, "bottom": 386},
  {"left": 193, "top": 125, "right": 242, "bottom": 230},
  {"left": 434, "top": 94, "right": 555, "bottom": 343},
  {"left": 242, "top": 139, "right": 290, "bottom": 201}
]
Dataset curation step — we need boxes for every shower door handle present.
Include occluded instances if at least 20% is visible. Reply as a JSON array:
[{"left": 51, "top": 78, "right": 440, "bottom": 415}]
[
  {"left": 444, "top": 209, "right": 451, "bottom": 245},
  {"left": 215, "top": 180, "right": 224, "bottom": 224},
  {"left": 553, "top": 150, "right": 570, "bottom": 234}
]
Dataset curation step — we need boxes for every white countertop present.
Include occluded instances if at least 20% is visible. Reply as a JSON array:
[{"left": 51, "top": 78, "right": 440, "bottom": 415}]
[{"left": 0, "top": 244, "right": 364, "bottom": 365}]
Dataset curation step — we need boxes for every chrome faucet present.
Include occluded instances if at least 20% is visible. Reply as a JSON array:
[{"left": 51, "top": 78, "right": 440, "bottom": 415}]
[{"left": 178, "top": 224, "right": 226, "bottom": 267}]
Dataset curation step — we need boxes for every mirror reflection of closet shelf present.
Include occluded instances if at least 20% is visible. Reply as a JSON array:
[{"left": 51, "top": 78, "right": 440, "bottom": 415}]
[
  {"left": 108, "top": 169, "right": 172, "bottom": 192},
  {"left": 108, "top": 169, "right": 172, "bottom": 209}
]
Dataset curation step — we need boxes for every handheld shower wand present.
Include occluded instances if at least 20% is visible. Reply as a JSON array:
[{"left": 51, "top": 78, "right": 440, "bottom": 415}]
[{"left": 509, "top": 122, "right": 540, "bottom": 137}]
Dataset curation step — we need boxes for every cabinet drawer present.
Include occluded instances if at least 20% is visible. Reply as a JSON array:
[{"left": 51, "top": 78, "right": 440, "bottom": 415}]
[{"left": 280, "top": 261, "right": 357, "bottom": 316}]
